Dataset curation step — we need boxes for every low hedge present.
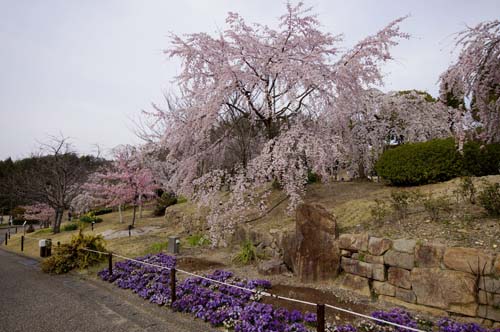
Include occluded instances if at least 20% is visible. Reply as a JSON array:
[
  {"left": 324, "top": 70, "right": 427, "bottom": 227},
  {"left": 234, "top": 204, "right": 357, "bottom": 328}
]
[
  {"left": 375, "top": 138, "right": 500, "bottom": 186},
  {"left": 462, "top": 141, "right": 500, "bottom": 176},
  {"left": 79, "top": 214, "right": 103, "bottom": 223},
  {"left": 91, "top": 207, "right": 113, "bottom": 216},
  {"left": 375, "top": 138, "right": 463, "bottom": 186}
]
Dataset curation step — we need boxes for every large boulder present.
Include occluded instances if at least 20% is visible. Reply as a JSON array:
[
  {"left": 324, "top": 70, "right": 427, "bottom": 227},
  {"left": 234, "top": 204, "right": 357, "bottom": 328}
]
[{"left": 293, "top": 203, "right": 340, "bottom": 282}]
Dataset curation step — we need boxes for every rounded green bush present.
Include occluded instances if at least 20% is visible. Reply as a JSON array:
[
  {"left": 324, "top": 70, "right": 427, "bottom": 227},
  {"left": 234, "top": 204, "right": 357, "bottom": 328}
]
[
  {"left": 62, "top": 223, "right": 79, "bottom": 232},
  {"left": 79, "top": 214, "right": 103, "bottom": 223},
  {"left": 152, "top": 191, "right": 178, "bottom": 216},
  {"left": 463, "top": 141, "right": 500, "bottom": 176},
  {"left": 375, "top": 138, "right": 463, "bottom": 186}
]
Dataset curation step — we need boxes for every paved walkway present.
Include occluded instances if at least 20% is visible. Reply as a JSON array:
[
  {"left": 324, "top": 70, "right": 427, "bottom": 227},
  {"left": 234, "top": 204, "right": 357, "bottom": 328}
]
[{"left": 0, "top": 249, "right": 212, "bottom": 332}]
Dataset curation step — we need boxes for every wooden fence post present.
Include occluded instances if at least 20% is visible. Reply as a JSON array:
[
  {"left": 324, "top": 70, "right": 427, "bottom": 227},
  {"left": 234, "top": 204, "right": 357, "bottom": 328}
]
[
  {"left": 108, "top": 252, "right": 113, "bottom": 279},
  {"left": 317, "top": 304, "right": 325, "bottom": 332},
  {"left": 170, "top": 268, "right": 177, "bottom": 305}
]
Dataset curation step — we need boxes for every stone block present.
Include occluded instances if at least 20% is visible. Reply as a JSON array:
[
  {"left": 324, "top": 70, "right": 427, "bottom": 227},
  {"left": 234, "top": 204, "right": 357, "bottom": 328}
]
[
  {"left": 395, "top": 288, "right": 416, "bottom": 304},
  {"left": 372, "top": 264, "right": 385, "bottom": 281},
  {"left": 479, "top": 276, "right": 500, "bottom": 294},
  {"left": 365, "top": 254, "right": 384, "bottom": 265},
  {"left": 393, "top": 239, "right": 417, "bottom": 254},
  {"left": 479, "top": 290, "right": 489, "bottom": 305},
  {"left": 373, "top": 281, "right": 396, "bottom": 296},
  {"left": 415, "top": 242, "right": 445, "bottom": 268},
  {"left": 384, "top": 250, "right": 414, "bottom": 270},
  {"left": 411, "top": 268, "right": 476, "bottom": 309},
  {"left": 351, "top": 252, "right": 383, "bottom": 264},
  {"left": 341, "top": 257, "right": 372, "bottom": 278},
  {"left": 443, "top": 247, "right": 495, "bottom": 275},
  {"left": 368, "top": 237, "right": 392, "bottom": 256},
  {"left": 338, "top": 233, "right": 369, "bottom": 252},
  {"left": 448, "top": 303, "right": 478, "bottom": 317},
  {"left": 341, "top": 250, "right": 352, "bottom": 257},
  {"left": 479, "top": 291, "right": 500, "bottom": 306},
  {"left": 493, "top": 255, "right": 500, "bottom": 277},
  {"left": 478, "top": 305, "right": 500, "bottom": 322},
  {"left": 388, "top": 267, "right": 412, "bottom": 289},
  {"left": 339, "top": 273, "right": 371, "bottom": 297}
]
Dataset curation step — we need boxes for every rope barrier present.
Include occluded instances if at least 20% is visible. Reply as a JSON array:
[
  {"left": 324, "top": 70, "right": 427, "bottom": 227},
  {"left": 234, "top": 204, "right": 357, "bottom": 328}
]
[
  {"left": 79, "top": 247, "right": 426, "bottom": 332},
  {"left": 23, "top": 235, "right": 41, "bottom": 240},
  {"left": 80, "top": 248, "right": 108, "bottom": 255}
]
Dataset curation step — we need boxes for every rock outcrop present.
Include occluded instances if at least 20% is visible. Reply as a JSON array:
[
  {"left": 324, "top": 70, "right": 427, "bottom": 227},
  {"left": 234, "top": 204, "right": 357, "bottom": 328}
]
[{"left": 292, "top": 203, "right": 340, "bottom": 282}]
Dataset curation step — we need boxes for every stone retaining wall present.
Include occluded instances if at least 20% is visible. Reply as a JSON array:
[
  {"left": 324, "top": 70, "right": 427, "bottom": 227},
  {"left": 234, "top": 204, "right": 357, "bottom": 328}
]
[{"left": 338, "top": 234, "right": 500, "bottom": 323}]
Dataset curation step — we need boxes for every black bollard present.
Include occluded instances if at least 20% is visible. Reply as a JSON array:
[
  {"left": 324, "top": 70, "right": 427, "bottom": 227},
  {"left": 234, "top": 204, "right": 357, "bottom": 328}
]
[
  {"left": 21, "top": 236, "right": 24, "bottom": 251},
  {"left": 4, "top": 232, "right": 7, "bottom": 245}
]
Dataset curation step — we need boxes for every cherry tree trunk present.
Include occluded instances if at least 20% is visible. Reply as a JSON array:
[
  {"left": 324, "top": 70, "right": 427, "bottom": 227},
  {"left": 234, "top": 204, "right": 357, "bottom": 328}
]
[
  {"left": 52, "top": 208, "right": 63, "bottom": 234},
  {"left": 138, "top": 196, "right": 143, "bottom": 219},
  {"left": 118, "top": 204, "right": 123, "bottom": 223},
  {"left": 131, "top": 205, "right": 137, "bottom": 227}
]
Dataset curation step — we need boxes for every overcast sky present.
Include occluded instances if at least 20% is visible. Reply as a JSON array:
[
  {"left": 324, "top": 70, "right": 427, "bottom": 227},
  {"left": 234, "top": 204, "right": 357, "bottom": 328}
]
[{"left": 0, "top": 0, "right": 498, "bottom": 160}]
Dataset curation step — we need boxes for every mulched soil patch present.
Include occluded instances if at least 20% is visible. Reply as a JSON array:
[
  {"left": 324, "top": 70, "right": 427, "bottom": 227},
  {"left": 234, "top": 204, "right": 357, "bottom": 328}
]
[
  {"left": 177, "top": 256, "right": 226, "bottom": 271},
  {"left": 263, "top": 284, "right": 374, "bottom": 325}
]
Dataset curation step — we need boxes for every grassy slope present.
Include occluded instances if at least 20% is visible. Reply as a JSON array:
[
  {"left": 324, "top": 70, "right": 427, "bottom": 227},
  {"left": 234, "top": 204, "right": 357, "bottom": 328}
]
[{"left": 237, "top": 175, "right": 500, "bottom": 250}]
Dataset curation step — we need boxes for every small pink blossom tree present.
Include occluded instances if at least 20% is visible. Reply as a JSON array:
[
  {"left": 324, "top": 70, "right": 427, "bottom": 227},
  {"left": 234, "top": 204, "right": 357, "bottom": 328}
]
[
  {"left": 85, "top": 145, "right": 157, "bottom": 226},
  {"left": 22, "top": 203, "right": 55, "bottom": 228}
]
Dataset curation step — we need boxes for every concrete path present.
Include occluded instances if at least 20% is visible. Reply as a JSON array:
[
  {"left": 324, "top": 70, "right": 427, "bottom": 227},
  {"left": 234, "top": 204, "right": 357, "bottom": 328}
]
[{"left": 0, "top": 249, "right": 212, "bottom": 332}]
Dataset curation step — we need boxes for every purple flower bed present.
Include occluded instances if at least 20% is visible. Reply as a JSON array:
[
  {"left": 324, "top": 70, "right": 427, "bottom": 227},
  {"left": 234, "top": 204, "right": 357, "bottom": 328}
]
[
  {"left": 98, "top": 253, "right": 315, "bottom": 331},
  {"left": 98, "top": 254, "right": 500, "bottom": 332}
]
